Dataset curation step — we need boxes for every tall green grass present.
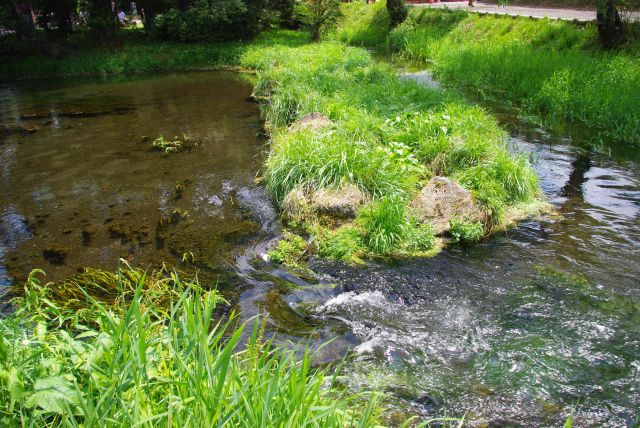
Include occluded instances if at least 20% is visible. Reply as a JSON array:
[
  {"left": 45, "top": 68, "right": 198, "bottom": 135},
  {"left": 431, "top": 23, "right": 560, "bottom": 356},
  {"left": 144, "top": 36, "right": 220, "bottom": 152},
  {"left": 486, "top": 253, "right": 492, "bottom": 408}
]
[
  {"left": 0, "top": 268, "right": 377, "bottom": 427},
  {"left": 0, "top": 30, "right": 310, "bottom": 79},
  {"left": 384, "top": 7, "right": 640, "bottom": 145},
  {"left": 331, "top": 1, "right": 391, "bottom": 47},
  {"left": 241, "top": 39, "right": 541, "bottom": 256}
]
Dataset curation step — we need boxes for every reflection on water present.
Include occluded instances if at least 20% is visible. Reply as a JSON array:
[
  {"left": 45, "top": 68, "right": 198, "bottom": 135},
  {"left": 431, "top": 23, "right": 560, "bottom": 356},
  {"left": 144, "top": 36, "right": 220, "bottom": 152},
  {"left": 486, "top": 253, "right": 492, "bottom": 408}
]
[{"left": 2, "top": 71, "right": 640, "bottom": 426}]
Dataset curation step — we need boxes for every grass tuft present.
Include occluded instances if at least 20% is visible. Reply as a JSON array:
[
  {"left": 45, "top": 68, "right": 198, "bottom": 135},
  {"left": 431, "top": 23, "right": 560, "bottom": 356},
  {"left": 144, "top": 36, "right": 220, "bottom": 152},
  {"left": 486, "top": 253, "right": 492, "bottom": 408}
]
[{"left": 0, "top": 268, "right": 378, "bottom": 427}]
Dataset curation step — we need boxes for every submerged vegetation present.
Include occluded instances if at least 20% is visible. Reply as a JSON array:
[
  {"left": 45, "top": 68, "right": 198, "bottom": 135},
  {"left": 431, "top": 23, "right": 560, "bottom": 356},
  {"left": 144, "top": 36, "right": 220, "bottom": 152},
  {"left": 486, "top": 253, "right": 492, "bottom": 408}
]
[
  {"left": 151, "top": 134, "right": 200, "bottom": 153},
  {"left": 0, "top": 268, "right": 378, "bottom": 427},
  {"left": 334, "top": 3, "right": 640, "bottom": 145}
]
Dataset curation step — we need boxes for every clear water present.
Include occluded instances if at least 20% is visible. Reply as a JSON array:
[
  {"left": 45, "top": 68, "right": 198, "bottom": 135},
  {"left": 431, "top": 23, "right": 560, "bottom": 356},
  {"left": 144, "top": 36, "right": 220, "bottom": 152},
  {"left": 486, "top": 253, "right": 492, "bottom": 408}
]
[{"left": 1, "top": 71, "right": 639, "bottom": 427}]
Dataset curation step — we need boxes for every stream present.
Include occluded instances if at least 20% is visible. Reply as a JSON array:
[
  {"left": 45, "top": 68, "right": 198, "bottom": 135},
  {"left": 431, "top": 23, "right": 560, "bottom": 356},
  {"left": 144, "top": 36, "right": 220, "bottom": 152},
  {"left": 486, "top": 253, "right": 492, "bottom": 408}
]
[{"left": 1, "top": 71, "right": 639, "bottom": 427}]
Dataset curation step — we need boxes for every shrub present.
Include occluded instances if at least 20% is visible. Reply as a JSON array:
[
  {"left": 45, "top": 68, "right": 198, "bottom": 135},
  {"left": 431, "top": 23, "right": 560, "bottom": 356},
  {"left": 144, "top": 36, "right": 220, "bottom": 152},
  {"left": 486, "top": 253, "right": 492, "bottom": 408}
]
[
  {"left": 295, "top": 0, "right": 342, "bottom": 41},
  {"left": 153, "top": 0, "right": 249, "bottom": 42},
  {"left": 450, "top": 218, "right": 485, "bottom": 243}
]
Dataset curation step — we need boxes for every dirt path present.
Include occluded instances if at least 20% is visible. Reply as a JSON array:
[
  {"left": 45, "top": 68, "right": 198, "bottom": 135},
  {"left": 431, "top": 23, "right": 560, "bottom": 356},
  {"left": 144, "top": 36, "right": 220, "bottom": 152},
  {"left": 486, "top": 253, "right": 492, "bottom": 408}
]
[{"left": 414, "top": 1, "right": 596, "bottom": 22}]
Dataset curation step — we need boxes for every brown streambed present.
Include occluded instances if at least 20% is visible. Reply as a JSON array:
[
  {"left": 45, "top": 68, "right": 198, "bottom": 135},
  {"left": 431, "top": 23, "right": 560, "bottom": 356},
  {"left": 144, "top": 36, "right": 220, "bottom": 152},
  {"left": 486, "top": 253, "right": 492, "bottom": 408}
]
[{"left": 0, "top": 71, "right": 273, "bottom": 289}]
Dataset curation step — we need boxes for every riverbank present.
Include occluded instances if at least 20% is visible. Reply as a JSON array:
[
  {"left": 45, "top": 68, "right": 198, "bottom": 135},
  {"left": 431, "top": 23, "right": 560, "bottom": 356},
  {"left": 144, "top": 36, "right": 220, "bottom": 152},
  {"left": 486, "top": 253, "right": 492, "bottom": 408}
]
[
  {"left": 0, "top": 30, "right": 307, "bottom": 80},
  {"left": 333, "top": 2, "right": 640, "bottom": 146}
]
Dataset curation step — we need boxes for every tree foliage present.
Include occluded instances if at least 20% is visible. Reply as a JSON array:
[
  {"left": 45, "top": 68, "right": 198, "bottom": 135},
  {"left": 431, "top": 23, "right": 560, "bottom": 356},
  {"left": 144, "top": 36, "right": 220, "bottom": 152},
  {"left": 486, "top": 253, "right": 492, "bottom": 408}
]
[{"left": 296, "top": 0, "right": 341, "bottom": 41}]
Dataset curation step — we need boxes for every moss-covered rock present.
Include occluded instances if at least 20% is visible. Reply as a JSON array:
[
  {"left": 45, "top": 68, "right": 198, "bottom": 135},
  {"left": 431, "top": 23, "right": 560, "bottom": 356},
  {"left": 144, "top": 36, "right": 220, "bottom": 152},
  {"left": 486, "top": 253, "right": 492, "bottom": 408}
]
[{"left": 409, "top": 176, "right": 484, "bottom": 236}]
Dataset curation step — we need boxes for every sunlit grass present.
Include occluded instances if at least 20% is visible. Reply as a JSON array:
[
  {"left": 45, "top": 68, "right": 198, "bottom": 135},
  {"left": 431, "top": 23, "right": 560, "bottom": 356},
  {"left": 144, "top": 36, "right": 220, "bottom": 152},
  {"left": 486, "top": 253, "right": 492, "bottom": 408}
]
[
  {"left": 241, "top": 36, "right": 541, "bottom": 256},
  {"left": 0, "top": 268, "right": 378, "bottom": 427},
  {"left": 387, "top": 7, "right": 640, "bottom": 145}
]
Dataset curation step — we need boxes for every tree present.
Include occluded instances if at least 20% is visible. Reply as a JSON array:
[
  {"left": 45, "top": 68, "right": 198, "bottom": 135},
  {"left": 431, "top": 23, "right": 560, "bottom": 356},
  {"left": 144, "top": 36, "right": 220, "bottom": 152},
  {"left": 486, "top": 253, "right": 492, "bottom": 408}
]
[
  {"left": 0, "top": 0, "right": 36, "bottom": 38},
  {"left": 88, "top": 0, "right": 117, "bottom": 42},
  {"left": 33, "top": 0, "right": 76, "bottom": 36},
  {"left": 136, "top": 0, "right": 176, "bottom": 26},
  {"left": 298, "top": 0, "right": 340, "bottom": 41},
  {"left": 597, "top": 0, "right": 625, "bottom": 48},
  {"left": 386, "top": 0, "right": 407, "bottom": 27}
]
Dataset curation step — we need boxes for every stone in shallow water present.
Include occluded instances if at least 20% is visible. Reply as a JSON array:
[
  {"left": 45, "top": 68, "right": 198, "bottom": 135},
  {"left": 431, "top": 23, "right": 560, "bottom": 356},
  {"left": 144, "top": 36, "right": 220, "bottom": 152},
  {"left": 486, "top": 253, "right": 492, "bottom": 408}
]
[
  {"left": 282, "top": 183, "right": 369, "bottom": 220},
  {"left": 409, "top": 176, "right": 483, "bottom": 235}
]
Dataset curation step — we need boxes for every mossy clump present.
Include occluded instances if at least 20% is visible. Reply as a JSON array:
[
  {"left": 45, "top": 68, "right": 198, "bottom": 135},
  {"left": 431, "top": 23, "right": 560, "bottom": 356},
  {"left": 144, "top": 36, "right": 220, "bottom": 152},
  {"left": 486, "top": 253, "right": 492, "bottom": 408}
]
[
  {"left": 449, "top": 218, "right": 485, "bottom": 244},
  {"left": 268, "top": 233, "right": 309, "bottom": 269},
  {"left": 152, "top": 134, "right": 200, "bottom": 153},
  {"left": 317, "top": 226, "right": 366, "bottom": 262}
]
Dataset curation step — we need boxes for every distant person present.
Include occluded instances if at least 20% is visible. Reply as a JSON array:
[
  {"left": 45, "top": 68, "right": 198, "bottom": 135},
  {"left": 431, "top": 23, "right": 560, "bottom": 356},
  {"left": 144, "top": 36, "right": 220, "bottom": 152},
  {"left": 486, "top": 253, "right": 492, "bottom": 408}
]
[
  {"left": 117, "top": 9, "right": 129, "bottom": 26},
  {"left": 468, "top": 0, "right": 475, "bottom": 6}
]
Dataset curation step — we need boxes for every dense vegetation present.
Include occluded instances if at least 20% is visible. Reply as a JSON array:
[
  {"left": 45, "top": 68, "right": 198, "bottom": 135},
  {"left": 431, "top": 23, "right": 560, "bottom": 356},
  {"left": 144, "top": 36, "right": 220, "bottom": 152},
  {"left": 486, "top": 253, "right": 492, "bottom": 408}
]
[
  {"left": 333, "top": 2, "right": 640, "bottom": 145},
  {"left": 0, "top": 29, "right": 307, "bottom": 78},
  {"left": 0, "top": 267, "right": 377, "bottom": 426},
  {"left": 240, "top": 36, "right": 542, "bottom": 260}
]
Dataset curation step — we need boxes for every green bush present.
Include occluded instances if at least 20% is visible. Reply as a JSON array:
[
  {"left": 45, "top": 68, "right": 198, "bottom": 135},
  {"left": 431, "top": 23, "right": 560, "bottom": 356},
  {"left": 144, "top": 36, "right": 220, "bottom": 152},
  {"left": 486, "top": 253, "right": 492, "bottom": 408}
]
[
  {"left": 450, "top": 218, "right": 485, "bottom": 243},
  {"left": 153, "top": 0, "right": 250, "bottom": 42}
]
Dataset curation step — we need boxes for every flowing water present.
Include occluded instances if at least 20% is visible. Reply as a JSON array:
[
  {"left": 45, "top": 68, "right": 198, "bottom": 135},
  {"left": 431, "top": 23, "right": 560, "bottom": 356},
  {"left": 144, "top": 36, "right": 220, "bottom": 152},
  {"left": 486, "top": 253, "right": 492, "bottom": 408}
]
[{"left": 1, "top": 71, "right": 639, "bottom": 427}]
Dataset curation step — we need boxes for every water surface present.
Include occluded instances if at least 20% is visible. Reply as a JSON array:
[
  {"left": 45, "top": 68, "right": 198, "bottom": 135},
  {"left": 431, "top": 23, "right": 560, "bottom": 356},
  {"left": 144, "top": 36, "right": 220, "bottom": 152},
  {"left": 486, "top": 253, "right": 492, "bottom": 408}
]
[{"left": 0, "top": 72, "right": 270, "bottom": 289}]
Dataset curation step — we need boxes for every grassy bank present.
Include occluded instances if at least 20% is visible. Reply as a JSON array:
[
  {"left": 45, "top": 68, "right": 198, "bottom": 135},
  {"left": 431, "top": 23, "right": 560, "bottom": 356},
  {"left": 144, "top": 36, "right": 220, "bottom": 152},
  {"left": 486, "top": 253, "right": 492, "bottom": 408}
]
[
  {"left": 334, "top": 3, "right": 640, "bottom": 145},
  {"left": 0, "top": 267, "right": 377, "bottom": 427},
  {"left": 0, "top": 30, "right": 308, "bottom": 79},
  {"left": 240, "top": 37, "right": 542, "bottom": 261}
]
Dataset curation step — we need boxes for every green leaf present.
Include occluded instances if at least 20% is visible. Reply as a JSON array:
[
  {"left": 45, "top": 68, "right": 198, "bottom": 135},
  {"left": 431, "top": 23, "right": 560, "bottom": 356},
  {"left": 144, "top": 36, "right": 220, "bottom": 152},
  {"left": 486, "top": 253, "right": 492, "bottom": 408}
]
[
  {"left": 0, "top": 336, "right": 6, "bottom": 364},
  {"left": 24, "top": 376, "right": 84, "bottom": 415},
  {"left": 0, "top": 367, "right": 25, "bottom": 403}
]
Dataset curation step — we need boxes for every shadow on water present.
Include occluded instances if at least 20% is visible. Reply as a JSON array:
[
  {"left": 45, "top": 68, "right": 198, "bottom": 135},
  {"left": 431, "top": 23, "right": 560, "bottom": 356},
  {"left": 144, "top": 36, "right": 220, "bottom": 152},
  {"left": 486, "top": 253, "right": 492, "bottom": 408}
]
[{"left": 1, "top": 70, "right": 639, "bottom": 426}]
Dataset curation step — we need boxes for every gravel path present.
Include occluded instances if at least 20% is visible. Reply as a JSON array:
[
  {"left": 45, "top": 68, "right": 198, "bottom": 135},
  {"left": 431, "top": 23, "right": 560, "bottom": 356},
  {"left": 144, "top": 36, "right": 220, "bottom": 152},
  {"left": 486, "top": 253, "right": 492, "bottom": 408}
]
[{"left": 413, "top": 1, "right": 596, "bottom": 22}]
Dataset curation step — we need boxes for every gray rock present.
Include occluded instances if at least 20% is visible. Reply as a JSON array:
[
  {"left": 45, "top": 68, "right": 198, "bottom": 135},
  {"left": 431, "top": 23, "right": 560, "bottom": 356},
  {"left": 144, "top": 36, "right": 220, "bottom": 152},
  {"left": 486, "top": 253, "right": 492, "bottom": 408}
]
[
  {"left": 282, "top": 183, "right": 369, "bottom": 220},
  {"left": 409, "top": 176, "right": 483, "bottom": 235}
]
